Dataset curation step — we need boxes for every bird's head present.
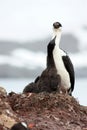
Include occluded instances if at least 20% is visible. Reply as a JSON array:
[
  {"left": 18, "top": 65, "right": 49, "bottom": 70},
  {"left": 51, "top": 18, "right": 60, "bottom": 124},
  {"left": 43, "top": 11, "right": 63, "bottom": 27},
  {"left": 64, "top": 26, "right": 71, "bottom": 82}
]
[
  {"left": 53, "top": 22, "right": 62, "bottom": 29},
  {"left": 53, "top": 22, "right": 62, "bottom": 37},
  {"left": 52, "top": 22, "right": 62, "bottom": 45},
  {"left": 10, "top": 122, "right": 28, "bottom": 130}
]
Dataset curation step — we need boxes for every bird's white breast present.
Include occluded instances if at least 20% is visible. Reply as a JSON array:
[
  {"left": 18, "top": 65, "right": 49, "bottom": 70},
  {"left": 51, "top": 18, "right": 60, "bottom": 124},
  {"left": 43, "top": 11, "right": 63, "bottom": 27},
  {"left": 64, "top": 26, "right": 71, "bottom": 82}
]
[{"left": 53, "top": 46, "right": 71, "bottom": 89}]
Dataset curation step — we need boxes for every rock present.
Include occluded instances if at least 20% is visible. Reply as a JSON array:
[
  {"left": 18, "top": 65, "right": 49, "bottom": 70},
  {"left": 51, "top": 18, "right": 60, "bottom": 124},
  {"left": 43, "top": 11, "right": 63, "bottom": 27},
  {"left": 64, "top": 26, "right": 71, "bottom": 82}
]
[
  {"left": 8, "top": 92, "right": 87, "bottom": 130},
  {"left": 0, "top": 89, "right": 17, "bottom": 130},
  {"left": 0, "top": 114, "right": 16, "bottom": 128},
  {"left": 0, "top": 87, "right": 7, "bottom": 96},
  {"left": 0, "top": 87, "right": 87, "bottom": 130}
]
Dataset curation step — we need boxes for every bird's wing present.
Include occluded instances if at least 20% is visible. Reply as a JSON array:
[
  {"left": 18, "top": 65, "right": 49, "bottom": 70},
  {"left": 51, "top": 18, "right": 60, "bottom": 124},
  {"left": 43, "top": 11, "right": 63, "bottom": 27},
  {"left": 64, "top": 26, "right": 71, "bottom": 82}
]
[{"left": 62, "top": 55, "right": 75, "bottom": 92}]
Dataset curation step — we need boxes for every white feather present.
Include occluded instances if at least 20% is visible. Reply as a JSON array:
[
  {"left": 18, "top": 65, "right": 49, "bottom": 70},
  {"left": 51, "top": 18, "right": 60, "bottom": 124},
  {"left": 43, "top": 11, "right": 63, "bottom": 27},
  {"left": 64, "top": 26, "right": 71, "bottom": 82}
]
[
  {"left": 21, "top": 122, "right": 27, "bottom": 128},
  {"left": 52, "top": 27, "right": 71, "bottom": 89}
]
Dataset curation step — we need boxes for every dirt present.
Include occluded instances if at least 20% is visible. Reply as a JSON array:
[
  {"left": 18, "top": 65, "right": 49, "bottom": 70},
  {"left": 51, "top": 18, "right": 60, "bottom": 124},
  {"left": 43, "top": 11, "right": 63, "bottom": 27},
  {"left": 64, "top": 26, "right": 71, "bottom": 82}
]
[
  {"left": 0, "top": 87, "right": 87, "bottom": 130},
  {"left": 7, "top": 92, "right": 87, "bottom": 130}
]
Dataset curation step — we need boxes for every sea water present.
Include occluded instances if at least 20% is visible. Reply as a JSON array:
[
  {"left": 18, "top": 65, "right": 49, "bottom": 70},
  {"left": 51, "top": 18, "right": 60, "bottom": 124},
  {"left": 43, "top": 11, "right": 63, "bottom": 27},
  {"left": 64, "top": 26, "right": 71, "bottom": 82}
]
[{"left": 0, "top": 78, "right": 87, "bottom": 106}]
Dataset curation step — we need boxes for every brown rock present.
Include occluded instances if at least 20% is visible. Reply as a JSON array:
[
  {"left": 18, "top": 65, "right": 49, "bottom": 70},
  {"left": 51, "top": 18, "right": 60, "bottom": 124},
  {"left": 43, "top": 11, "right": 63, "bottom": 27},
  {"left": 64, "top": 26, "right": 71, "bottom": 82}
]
[
  {"left": 8, "top": 92, "right": 87, "bottom": 130},
  {"left": 0, "top": 87, "right": 7, "bottom": 96},
  {"left": 0, "top": 88, "right": 87, "bottom": 130},
  {"left": 0, "top": 114, "right": 16, "bottom": 128},
  {"left": 0, "top": 88, "right": 17, "bottom": 130}
]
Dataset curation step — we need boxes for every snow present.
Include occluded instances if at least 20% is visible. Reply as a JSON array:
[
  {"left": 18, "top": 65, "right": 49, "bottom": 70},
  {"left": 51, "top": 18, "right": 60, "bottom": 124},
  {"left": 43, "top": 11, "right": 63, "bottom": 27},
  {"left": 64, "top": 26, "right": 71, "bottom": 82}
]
[
  {"left": 0, "top": 47, "right": 87, "bottom": 70},
  {"left": 0, "top": 49, "right": 46, "bottom": 69}
]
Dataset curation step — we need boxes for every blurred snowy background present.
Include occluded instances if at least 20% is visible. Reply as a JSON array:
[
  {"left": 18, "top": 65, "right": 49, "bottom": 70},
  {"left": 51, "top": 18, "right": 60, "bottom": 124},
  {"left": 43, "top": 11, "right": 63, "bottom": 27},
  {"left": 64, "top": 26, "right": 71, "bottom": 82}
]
[{"left": 0, "top": 0, "right": 87, "bottom": 105}]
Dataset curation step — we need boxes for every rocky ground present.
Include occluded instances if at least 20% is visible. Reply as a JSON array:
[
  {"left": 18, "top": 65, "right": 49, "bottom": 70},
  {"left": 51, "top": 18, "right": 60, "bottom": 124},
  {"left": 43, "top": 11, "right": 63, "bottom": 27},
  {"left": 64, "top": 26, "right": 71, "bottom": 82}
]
[{"left": 0, "top": 87, "right": 87, "bottom": 130}]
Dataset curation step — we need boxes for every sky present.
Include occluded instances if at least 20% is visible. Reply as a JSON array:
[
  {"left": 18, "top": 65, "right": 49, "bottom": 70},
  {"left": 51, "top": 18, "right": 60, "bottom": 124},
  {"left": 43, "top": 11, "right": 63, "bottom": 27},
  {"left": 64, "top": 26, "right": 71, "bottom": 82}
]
[{"left": 0, "top": 0, "right": 87, "bottom": 41}]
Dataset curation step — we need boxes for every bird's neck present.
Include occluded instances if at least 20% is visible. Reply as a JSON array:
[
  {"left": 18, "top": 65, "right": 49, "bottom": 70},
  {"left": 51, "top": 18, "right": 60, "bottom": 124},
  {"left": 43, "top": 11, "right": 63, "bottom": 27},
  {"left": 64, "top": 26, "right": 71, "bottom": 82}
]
[{"left": 52, "top": 29, "right": 62, "bottom": 49}]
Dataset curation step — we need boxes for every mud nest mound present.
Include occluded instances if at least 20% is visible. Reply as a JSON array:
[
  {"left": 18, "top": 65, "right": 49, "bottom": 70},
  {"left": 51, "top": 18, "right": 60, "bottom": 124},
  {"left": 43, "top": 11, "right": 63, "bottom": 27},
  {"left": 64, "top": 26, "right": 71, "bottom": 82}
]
[{"left": 7, "top": 92, "right": 87, "bottom": 130}]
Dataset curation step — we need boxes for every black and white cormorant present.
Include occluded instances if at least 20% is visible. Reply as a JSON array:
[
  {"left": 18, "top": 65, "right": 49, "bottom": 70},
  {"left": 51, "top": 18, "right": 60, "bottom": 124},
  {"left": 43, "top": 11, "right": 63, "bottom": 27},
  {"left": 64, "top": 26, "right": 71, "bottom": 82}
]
[
  {"left": 50, "top": 22, "right": 75, "bottom": 95},
  {"left": 23, "top": 22, "right": 75, "bottom": 95}
]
